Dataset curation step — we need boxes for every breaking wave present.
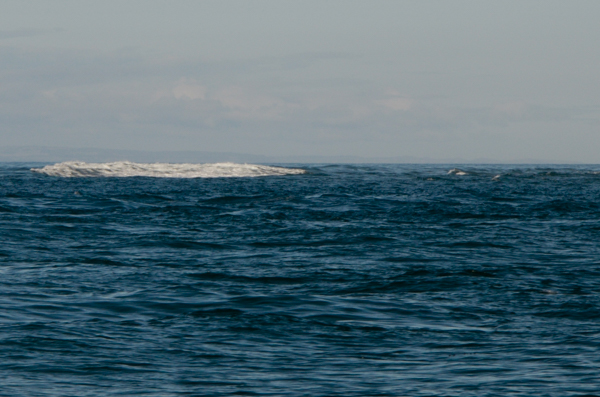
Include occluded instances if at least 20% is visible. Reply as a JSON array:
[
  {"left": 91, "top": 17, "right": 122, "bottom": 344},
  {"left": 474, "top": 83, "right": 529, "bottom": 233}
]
[
  {"left": 447, "top": 168, "right": 468, "bottom": 176},
  {"left": 31, "top": 161, "right": 306, "bottom": 178}
]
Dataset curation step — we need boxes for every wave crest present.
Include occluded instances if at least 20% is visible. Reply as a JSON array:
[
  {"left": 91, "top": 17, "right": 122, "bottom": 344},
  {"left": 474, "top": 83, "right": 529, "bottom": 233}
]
[
  {"left": 448, "top": 168, "right": 468, "bottom": 176},
  {"left": 31, "top": 161, "right": 306, "bottom": 178}
]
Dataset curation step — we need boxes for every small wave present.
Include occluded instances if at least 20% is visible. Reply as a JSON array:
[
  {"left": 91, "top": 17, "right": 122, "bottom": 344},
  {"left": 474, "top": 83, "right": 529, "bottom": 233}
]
[
  {"left": 31, "top": 161, "right": 306, "bottom": 178},
  {"left": 448, "top": 168, "right": 468, "bottom": 176}
]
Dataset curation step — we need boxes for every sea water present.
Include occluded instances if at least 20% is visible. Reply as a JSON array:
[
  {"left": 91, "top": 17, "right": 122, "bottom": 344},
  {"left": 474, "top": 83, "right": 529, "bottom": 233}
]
[{"left": 1, "top": 162, "right": 599, "bottom": 396}]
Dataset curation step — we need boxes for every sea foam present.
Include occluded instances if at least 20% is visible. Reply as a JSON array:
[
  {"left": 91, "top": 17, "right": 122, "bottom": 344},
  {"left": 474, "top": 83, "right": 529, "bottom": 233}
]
[
  {"left": 31, "top": 161, "right": 306, "bottom": 178},
  {"left": 447, "top": 168, "right": 468, "bottom": 176}
]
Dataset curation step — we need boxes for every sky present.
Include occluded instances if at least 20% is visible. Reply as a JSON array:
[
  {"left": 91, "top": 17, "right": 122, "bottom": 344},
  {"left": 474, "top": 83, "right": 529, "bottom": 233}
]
[{"left": 1, "top": 0, "right": 599, "bottom": 162}]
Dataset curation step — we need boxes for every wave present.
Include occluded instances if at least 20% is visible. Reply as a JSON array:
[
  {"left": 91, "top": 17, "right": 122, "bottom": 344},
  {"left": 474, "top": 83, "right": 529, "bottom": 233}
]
[
  {"left": 447, "top": 168, "right": 468, "bottom": 176},
  {"left": 31, "top": 161, "right": 306, "bottom": 178}
]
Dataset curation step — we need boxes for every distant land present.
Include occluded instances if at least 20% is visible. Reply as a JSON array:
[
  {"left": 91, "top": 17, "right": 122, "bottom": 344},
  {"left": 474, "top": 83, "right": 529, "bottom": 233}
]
[{"left": 0, "top": 146, "right": 574, "bottom": 164}]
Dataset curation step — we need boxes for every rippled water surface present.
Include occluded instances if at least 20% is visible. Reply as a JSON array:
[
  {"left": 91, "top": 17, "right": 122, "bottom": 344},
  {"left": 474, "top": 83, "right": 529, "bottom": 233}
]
[{"left": 1, "top": 163, "right": 600, "bottom": 396}]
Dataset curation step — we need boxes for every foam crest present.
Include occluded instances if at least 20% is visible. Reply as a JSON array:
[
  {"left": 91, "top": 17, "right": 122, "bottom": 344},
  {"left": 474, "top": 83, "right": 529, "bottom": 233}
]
[
  {"left": 31, "top": 161, "right": 306, "bottom": 178},
  {"left": 447, "top": 168, "right": 468, "bottom": 176}
]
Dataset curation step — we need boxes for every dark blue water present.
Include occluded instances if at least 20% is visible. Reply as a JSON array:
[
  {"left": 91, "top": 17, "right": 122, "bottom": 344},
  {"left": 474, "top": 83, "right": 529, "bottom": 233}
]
[{"left": 1, "top": 163, "right": 600, "bottom": 396}]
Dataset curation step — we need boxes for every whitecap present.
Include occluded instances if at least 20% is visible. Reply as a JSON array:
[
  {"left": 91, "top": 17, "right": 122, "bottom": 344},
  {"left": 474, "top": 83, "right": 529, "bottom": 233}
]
[
  {"left": 31, "top": 161, "right": 306, "bottom": 178},
  {"left": 448, "top": 168, "right": 468, "bottom": 176}
]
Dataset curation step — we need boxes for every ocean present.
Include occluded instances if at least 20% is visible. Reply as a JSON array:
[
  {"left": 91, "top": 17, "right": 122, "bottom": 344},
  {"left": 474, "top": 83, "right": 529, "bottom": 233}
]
[{"left": 1, "top": 162, "right": 599, "bottom": 396}]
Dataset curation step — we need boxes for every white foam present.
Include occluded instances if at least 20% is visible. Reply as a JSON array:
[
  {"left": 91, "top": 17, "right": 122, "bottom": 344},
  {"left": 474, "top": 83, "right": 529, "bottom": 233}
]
[
  {"left": 447, "top": 168, "right": 468, "bottom": 176},
  {"left": 31, "top": 161, "right": 306, "bottom": 178}
]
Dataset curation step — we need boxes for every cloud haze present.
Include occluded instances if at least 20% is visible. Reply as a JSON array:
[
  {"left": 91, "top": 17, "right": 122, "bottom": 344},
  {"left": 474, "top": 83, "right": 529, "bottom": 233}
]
[{"left": 1, "top": 0, "right": 599, "bottom": 162}]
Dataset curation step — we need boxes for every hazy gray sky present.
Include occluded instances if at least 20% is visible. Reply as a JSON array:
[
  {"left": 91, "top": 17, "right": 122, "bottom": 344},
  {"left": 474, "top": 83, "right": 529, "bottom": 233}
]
[{"left": 1, "top": 0, "right": 599, "bottom": 162}]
